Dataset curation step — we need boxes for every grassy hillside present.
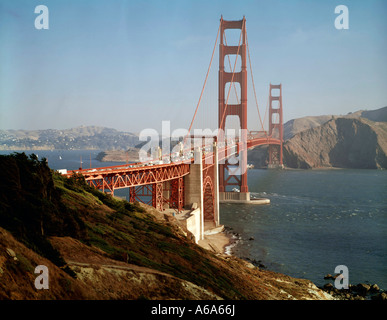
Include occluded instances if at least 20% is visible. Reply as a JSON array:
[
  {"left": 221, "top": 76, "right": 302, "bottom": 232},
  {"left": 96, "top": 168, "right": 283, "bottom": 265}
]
[{"left": 0, "top": 153, "right": 334, "bottom": 300}]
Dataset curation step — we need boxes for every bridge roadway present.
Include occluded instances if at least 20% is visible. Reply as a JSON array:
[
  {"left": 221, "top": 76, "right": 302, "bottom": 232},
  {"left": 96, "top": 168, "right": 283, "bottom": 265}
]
[
  {"left": 63, "top": 135, "right": 281, "bottom": 194},
  {"left": 61, "top": 135, "right": 280, "bottom": 242}
]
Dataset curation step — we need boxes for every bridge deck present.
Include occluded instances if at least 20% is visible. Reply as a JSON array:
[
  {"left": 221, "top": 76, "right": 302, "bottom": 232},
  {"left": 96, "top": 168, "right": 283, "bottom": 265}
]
[{"left": 64, "top": 137, "right": 281, "bottom": 190}]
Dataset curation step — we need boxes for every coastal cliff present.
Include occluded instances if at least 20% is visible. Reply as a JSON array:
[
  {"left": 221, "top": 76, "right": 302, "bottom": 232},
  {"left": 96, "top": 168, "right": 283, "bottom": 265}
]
[
  {"left": 248, "top": 107, "right": 387, "bottom": 169},
  {"left": 95, "top": 147, "right": 140, "bottom": 162},
  {"left": 283, "top": 117, "right": 387, "bottom": 169}
]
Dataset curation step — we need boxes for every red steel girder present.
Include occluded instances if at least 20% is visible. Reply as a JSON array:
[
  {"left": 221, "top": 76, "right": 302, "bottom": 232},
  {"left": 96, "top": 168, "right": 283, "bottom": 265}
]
[
  {"left": 170, "top": 177, "right": 184, "bottom": 212},
  {"left": 152, "top": 182, "right": 164, "bottom": 211},
  {"left": 70, "top": 163, "right": 190, "bottom": 193},
  {"left": 203, "top": 175, "right": 215, "bottom": 221}
]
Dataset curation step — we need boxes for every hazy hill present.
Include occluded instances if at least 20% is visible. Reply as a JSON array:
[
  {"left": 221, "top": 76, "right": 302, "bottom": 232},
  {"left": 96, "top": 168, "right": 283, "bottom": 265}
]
[
  {"left": 283, "top": 106, "right": 387, "bottom": 140},
  {"left": 284, "top": 117, "right": 387, "bottom": 169},
  {"left": 284, "top": 115, "right": 333, "bottom": 140},
  {"left": 0, "top": 126, "right": 139, "bottom": 151},
  {"left": 249, "top": 106, "right": 387, "bottom": 169},
  {"left": 344, "top": 106, "right": 387, "bottom": 122}
]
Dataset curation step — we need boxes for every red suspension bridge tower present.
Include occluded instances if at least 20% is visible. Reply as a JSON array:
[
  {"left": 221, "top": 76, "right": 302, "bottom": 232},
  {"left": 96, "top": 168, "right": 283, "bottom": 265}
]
[
  {"left": 218, "top": 16, "right": 249, "bottom": 199},
  {"left": 268, "top": 84, "right": 284, "bottom": 167}
]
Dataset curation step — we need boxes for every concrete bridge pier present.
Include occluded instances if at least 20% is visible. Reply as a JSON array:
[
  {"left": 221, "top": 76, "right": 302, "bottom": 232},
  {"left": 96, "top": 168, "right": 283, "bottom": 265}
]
[
  {"left": 183, "top": 148, "right": 220, "bottom": 242},
  {"left": 184, "top": 149, "right": 204, "bottom": 240},
  {"left": 219, "top": 191, "right": 250, "bottom": 202}
]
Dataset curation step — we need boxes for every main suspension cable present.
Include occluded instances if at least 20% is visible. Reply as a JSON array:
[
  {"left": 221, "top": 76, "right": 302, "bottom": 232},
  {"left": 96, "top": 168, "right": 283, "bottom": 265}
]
[{"left": 184, "top": 21, "right": 221, "bottom": 145}]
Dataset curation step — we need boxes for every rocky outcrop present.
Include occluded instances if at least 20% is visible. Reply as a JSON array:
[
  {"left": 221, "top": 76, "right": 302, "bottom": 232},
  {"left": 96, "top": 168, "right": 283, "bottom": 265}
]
[
  {"left": 95, "top": 147, "right": 140, "bottom": 162},
  {"left": 283, "top": 106, "right": 387, "bottom": 140},
  {"left": 283, "top": 117, "right": 387, "bottom": 169},
  {"left": 284, "top": 115, "right": 333, "bottom": 140},
  {"left": 248, "top": 145, "right": 269, "bottom": 168},
  {"left": 321, "top": 281, "right": 386, "bottom": 300},
  {"left": 248, "top": 107, "right": 387, "bottom": 169}
]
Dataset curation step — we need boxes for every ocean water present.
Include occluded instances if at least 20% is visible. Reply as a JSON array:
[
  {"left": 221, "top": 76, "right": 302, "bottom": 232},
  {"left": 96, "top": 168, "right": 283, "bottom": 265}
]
[
  {"left": 2, "top": 150, "right": 386, "bottom": 289},
  {"left": 220, "top": 169, "right": 387, "bottom": 290},
  {"left": 0, "top": 149, "right": 132, "bottom": 200},
  {"left": 0, "top": 149, "right": 124, "bottom": 171}
]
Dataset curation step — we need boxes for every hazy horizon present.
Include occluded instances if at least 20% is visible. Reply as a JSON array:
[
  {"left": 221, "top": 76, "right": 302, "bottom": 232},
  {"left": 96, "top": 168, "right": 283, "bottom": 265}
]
[
  {"left": 1, "top": 0, "right": 386, "bottom": 133},
  {"left": 1, "top": 105, "right": 386, "bottom": 134}
]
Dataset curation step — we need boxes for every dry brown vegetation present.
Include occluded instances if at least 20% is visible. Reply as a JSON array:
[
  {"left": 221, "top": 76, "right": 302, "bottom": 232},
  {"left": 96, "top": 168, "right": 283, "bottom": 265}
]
[{"left": 0, "top": 153, "right": 333, "bottom": 300}]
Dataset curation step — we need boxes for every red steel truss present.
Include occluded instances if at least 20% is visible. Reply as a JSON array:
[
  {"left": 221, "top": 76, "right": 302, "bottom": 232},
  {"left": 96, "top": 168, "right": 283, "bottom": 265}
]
[
  {"left": 65, "top": 162, "right": 189, "bottom": 212},
  {"left": 202, "top": 151, "right": 216, "bottom": 221},
  {"left": 66, "top": 163, "right": 189, "bottom": 191},
  {"left": 152, "top": 182, "right": 164, "bottom": 211},
  {"left": 170, "top": 177, "right": 184, "bottom": 213}
]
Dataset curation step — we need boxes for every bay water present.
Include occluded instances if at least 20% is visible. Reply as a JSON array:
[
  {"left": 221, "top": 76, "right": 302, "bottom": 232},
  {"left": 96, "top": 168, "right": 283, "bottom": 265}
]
[
  {"left": 221, "top": 168, "right": 387, "bottom": 290},
  {"left": 1, "top": 150, "right": 386, "bottom": 290}
]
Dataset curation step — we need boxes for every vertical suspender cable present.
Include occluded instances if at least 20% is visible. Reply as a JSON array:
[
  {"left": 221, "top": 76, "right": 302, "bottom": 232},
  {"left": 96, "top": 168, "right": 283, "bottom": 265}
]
[{"left": 246, "top": 30, "right": 267, "bottom": 137}]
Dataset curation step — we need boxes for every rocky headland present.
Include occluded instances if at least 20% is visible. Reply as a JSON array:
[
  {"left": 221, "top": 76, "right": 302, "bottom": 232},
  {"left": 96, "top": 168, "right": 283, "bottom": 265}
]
[
  {"left": 283, "top": 117, "right": 387, "bottom": 169},
  {"left": 248, "top": 106, "right": 387, "bottom": 169},
  {"left": 95, "top": 148, "right": 140, "bottom": 163}
]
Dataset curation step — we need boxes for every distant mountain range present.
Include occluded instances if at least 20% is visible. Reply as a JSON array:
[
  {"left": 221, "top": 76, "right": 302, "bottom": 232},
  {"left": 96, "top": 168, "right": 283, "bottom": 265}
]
[
  {"left": 0, "top": 126, "right": 139, "bottom": 151},
  {"left": 249, "top": 106, "right": 387, "bottom": 169}
]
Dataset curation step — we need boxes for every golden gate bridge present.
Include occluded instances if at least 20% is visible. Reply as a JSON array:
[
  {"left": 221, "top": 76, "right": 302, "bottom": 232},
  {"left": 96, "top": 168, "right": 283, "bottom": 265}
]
[{"left": 63, "top": 17, "right": 283, "bottom": 242}]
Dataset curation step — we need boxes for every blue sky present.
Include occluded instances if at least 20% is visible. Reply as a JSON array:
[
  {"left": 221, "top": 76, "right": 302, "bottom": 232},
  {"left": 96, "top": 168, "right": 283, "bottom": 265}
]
[{"left": 0, "top": 0, "right": 386, "bottom": 133}]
